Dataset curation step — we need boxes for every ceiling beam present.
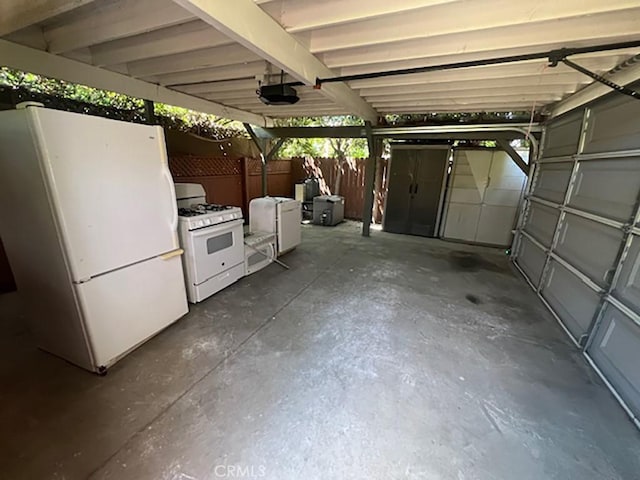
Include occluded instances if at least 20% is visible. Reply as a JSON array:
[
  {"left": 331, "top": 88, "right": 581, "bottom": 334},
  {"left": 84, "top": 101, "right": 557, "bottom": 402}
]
[
  {"left": 149, "top": 61, "right": 269, "bottom": 87},
  {"left": 43, "top": 0, "right": 194, "bottom": 54},
  {"left": 347, "top": 56, "right": 630, "bottom": 88},
  {"left": 0, "top": 39, "right": 271, "bottom": 127},
  {"left": 550, "top": 61, "right": 640, "bottom": 117},
  {"left": 309, "top": 1, "right": 640, "bottom": 54},
  {"left": 172, "top": 0, "right": 378, "bottom": 123},
  {"left": 363, "top": 86, "right": 570, "bottom": 103},
  {"left": 261, "top": 0, "right": 458, "bottom": 34},
  {"left": 126, "top": 44, "right": 261, "bottom": 78},
  {"left": 253, "top": 123, "right": 542, "bottom": 139},
  {"left": 358, "top": 74, "right": 589, "bottom": 97},
  {"left": 90, "top": 20, "right": 231, "bottom": 67},
  {"left": 0, "top": 0, "right": 97, "bottom": 37},
  {"left": 369, "top": 95, "right": 560, "bottom": 108},
  {"left": 376, "top": 104, "right": 544, "bottom": 113}
]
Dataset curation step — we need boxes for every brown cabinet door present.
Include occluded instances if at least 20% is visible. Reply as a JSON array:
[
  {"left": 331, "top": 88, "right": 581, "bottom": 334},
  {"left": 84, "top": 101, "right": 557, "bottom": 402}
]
[
  {"left": 383, "top": 149, "right": 416, "bottom": 234},
  {"left": 408, "top": 148, "right": 449, "bottom": 237},
  {"left": 384, "top": 146, "right": 448, "bottom": 237}
]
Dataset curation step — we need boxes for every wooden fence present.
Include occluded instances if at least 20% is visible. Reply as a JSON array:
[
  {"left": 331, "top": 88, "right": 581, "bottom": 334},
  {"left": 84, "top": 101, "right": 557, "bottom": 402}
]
[
  {"left": 168, "top": 155, "right": 389, "bottom": 222},
  {"left": 169, "top": 156, "right": 294, "bottom": 216}
]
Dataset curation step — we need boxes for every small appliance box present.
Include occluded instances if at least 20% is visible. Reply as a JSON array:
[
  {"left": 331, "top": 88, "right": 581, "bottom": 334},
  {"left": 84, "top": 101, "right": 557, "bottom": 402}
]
[{"left": 313, "top": 195, "right": 345, "bottom": 226}]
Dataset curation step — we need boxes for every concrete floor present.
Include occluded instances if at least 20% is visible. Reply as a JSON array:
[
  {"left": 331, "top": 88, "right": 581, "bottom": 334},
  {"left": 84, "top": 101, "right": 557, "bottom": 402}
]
[{"left": 0, "top": 222, "right": 639, "bottom": 480}]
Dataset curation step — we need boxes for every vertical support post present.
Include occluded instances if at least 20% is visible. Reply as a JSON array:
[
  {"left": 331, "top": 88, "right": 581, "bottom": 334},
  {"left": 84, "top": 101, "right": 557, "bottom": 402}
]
[
  {"left": 244, "top": 122, "right": 269, "bottom": 196},
  {"left": 260, "top": 152, "right": 268, "bottom": 196},
  {"left": 373, "top": 155, "right": 385, "bottom": 223},
  {"left": 362, "top": 121, "right": 377, "bottom": 237},
  {"left": 143, "top": 99, "right": 155, "bottom": 124},
  {"left": 240, "top": 156, "right": 251, "bottom": 217}
]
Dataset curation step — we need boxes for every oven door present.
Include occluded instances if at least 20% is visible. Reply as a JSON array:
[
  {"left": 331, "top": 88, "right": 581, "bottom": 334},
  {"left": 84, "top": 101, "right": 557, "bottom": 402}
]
[
  {"left": 189, "top": 219, "right": 244, "bottom": 285},
  {"left": 245, "top": 240, "right": 276, "bottom": 275}
]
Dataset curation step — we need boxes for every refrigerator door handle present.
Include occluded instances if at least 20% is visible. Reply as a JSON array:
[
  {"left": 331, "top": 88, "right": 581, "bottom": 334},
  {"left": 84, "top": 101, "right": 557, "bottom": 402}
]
[
  {"left": 163, "top": 167, "right": 179, "bottom": 231},
  {"left": 159, "top": 249, "right": 184, "bottom": 260}
]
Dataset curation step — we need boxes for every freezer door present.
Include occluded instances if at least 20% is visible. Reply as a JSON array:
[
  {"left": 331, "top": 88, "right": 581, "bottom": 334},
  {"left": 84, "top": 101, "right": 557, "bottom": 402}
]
[
  {"left": 75, "top": 253, "right": 188, "bottom": 370},
  {"left": 30, "top": 108, "right": 179, "bottom": 281}
]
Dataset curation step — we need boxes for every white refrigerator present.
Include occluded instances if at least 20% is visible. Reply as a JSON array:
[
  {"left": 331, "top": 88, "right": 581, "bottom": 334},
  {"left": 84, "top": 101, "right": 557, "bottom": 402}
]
[{"left": 0, "top": 105, "right": 188, "bottom": 373}]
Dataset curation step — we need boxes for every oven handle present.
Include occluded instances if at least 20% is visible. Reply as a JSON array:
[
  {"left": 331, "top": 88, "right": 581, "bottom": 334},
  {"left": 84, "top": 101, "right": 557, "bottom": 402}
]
[{"left": 190, "top": 219, "right": 243, "bottom": 238}]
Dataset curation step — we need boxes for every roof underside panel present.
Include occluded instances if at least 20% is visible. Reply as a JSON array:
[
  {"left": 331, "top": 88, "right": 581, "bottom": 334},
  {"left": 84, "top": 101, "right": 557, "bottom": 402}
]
[{"left": 1, "top": 0, "right": 639, "bottom": 121}]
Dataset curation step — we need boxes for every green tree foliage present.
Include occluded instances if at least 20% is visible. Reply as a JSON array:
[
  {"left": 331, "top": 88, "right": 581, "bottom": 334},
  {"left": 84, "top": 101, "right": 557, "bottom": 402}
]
[
  {"left": 0, "top": 67, "right": 245, "bottom": 139},
  {"left": 276, "top": 115, "right": 369, "bottom": 159}
]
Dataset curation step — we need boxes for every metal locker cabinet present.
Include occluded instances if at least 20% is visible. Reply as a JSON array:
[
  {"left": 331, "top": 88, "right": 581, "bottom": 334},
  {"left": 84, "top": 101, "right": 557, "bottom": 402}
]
[{"left": 383, "top": 146, "right": 448, "bottom": 237}]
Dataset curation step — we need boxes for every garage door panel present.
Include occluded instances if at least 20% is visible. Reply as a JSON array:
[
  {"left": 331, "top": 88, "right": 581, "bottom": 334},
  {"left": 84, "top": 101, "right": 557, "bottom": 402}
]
[
  {"left": 588, "top": 304, "right": 640, "bottom": 417},
  {"left": 615, "top": 235, "right": 640, "bottom": 313},
  {"left": 568, "top": 158, "right": 640, "bottom": 222},
  {"left": 523, "top": 202, "right": 559, "bottom": 247},
  {"left": 541, "top": 259, "right": 600, "bottom": 340},
  {"left": 531, "top": 161, "right": 572, "bottom": 203},
  {"left": 516, "top": 235, "right": 547, "bottom": 287},
  {"left": 583, "top": 92, "right": 640, "bottom": 154},
  {"left": 543, "top": 109, "right": 584, "bottom": 157},
  {"left": 555, "top": 214, "right": 623, "bottom": 288}
]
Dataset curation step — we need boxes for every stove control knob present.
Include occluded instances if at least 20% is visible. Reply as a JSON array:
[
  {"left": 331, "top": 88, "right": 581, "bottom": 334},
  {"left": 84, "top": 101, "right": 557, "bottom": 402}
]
[{"left": 205, "top": 218, "right": 211, "bottom": 225}]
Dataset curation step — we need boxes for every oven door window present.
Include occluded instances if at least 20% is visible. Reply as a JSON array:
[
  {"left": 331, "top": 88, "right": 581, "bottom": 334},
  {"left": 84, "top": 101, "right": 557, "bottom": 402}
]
[{"left": 207, "top": 232, "right": 233, "bottom": 254}]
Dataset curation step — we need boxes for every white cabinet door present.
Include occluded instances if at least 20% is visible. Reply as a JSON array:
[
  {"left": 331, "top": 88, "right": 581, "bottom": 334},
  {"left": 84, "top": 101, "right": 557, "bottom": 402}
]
[
  {"left": 31, "top": 108, "right": 178, "bottom": 281},
  {"left": 442, "top": 150, "right": 491, "bottom": 242},
  {"left": 442, "top": 149, "right": 526, "bottom": 246}
]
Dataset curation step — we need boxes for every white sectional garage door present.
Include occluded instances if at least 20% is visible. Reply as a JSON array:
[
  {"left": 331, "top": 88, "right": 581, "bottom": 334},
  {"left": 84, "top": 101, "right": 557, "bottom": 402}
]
[{"left": 513, "top": 90, "right": 640, "bottom": 425}]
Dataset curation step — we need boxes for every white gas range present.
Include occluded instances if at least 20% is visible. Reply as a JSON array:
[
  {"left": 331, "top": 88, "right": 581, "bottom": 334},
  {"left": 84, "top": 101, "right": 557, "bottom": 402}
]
[{"left": 175, "top": 184, "right": 245, "bottom": 303}]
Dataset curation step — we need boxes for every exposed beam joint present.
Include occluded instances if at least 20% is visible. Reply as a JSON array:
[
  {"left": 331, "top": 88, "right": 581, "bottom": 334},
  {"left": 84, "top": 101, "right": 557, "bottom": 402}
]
[
  {"left": 497, "top": 138, "right": 529, "bottom": 175},
  {"left": 0, "top": 40, "right": 271, "bottom": 127},
  {"left": 172, "top": 0, "right": 377, "bottom": 121},
  {"left": 266, "top": 137, "right": 286, "bottom": 161}
]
